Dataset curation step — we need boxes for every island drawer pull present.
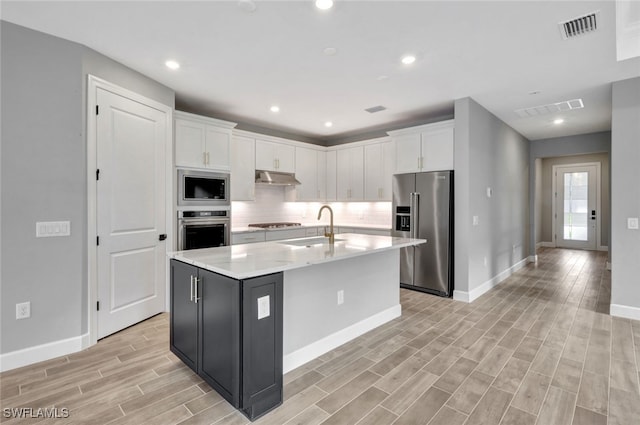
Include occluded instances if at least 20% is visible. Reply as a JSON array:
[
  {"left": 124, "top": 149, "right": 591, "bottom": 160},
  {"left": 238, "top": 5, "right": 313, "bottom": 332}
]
[
  {"left": 194, "top": 277, "right": 201, "bottom": 303},
  {"left": 190, "top": 275, "right": 194, "bottom": 302}
]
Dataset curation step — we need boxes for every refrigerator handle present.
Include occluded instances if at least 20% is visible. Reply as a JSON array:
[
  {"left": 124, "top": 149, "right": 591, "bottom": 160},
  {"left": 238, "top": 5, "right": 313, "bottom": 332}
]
[{"left": 410, "top": 192, "right": 420, "bottom": 239}]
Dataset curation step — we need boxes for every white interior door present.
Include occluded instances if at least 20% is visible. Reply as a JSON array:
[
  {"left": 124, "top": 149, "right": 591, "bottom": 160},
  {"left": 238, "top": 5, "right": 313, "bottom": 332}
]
[
  {"left": 96, "top": 87, "right": 167, "bottom": 338},
  {"left": 555, "top": 165, "right": 597, "bottom": 250}
]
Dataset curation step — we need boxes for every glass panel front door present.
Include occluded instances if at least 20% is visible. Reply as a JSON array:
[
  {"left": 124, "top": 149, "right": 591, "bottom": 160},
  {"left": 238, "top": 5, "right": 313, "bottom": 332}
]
[
  {"left": 563, "top": 172, "right": 588, "bottom": 241},
  {"left": 556, "top": 165, "right": 597, "bottom": 250}
]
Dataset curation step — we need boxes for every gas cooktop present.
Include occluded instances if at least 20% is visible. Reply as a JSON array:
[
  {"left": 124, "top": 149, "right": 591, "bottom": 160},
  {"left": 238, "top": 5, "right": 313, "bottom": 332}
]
[{"left": 248, "top": 222, "right": 302, "bottom": 229}]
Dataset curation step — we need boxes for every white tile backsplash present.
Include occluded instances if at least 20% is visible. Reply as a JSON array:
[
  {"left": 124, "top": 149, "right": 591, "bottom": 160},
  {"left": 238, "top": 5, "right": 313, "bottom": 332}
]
[{"left": 232, "top": 186, "right": 391, "bottom": 228}]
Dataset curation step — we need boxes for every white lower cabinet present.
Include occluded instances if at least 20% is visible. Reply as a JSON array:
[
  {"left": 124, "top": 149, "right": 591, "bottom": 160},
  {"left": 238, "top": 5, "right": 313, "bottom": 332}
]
[
  {"left": 232, "top": 231, "right": 266, "bottom": 245},
  {"left": 265, "top": 228, "right": 315, "bottom": 241}
]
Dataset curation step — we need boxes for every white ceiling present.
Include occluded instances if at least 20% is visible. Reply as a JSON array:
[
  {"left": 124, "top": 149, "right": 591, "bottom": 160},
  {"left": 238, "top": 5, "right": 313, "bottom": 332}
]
[{"left": 2, "top": 1, "right": 639, "bottom": 143}]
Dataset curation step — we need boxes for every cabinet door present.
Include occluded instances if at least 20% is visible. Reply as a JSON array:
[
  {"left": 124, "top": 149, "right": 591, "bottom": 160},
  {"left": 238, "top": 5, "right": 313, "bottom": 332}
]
[
  {"left": 275, "top": 144, "right": 295, "bottom": 173},
  {"left": 175, "top": 119, "right": 207, "bottom": 168},
  {"left": 295, "top": 147, "right": 317, "bottom": 201},
  {"left": 381, "top": 140, "right": 396, "bottom": 200},
  {"left": 421, "top": 127, "right": 454, "bottom": 171},
  {"left": 316, "top": 151, "right": 327, "bottom": 200},
  {"left": 364, "top": 144, "right": 382, "bottom": 200},
  {"left": 199, "top": 269, "right": 241, "bottom": 406},
  {"left": 255, "top": 140, "right": 276, "bottom": 171},
  {"left": 231, "top": 136, "right": 255, "bottom": 201},
  {"left": 241, "top": 273, "right": 283, "bottom": 419},
  {"left": 395, "top": 133, "right": 421, "bottom": 173},
  {"left": 169, "top": 260, "right": 198, "bottom": 372},
  {"left": 264, "top": 228, "right": 308, "bottom": 241},
  {"left": 205, "top": 126, "right": 231, "bottom": 170},
  {"left": 326, "top": 150, "right": 337, "bottom": 201},
  {"left": 337, "top": 147, "right": 363, "bottom": 200}
]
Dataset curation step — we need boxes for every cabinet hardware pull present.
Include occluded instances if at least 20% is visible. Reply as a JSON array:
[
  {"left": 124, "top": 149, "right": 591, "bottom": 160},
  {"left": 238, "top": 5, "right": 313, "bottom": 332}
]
[
  {"left": 203, "top": 152, "right": 207, "bottom": 165},
  {"left": 190, "top": 275, "right": 194, "bottom": 302},
  {"left": 417, "top": 157, "right": 420, "bottom": 169},
  {"left": 194, "top": 277, "right": 200, "bottom": 303},
  {"left": 206, "top": 152, "right": 210, "bottom": 165}
]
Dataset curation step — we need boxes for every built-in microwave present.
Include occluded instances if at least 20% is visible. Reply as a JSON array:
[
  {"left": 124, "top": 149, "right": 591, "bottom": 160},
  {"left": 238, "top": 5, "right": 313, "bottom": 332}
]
[{"left": 177, "top": 169, "right": 230, "bottom": 207}]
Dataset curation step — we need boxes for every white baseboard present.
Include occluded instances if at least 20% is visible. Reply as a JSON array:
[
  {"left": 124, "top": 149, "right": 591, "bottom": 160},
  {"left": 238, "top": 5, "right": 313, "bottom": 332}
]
[
  {"left": 528, "top": 255, "right": 538, "bottom": 263},
  {"left": 598, "top": 245, "right": 609, "bottom": 252},
  {"left": 283, "top": 304, "right": 401, "bottom": 374},
  {"left": 610, "top": 304, "right": 640, "bottom": 321},
  {"left": 453, "top": 257, "right": 529, "bottom": 304},
  {"left": 538, "top": 242, "right": 555, "bottom": 248},
  {"left": 0, "top": 333, "right": 90, "bottom": 373},
  {"left": 606, "top": 261, "right": 612, "bottom": 271}
]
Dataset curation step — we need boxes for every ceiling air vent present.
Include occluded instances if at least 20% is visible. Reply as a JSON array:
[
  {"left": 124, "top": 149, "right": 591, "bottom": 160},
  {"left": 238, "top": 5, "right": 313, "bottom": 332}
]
[
  {"left": 559, "top": 11, "right": 599, "bottom": 39},
  {"left": 365, "top": 105, "right": 387, "bottom": 113},
  {"left": 515, "top": 99, "right": 584, "bottom": 118}
]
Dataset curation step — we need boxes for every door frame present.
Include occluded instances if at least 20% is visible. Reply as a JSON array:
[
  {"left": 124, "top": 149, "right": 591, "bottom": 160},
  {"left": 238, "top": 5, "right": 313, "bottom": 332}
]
[
  {"left": 551, "top": 162, "right": 603, "bottom": 251},
  {"left": 87, "top": 75, "right": 173, "bottom": 346}
]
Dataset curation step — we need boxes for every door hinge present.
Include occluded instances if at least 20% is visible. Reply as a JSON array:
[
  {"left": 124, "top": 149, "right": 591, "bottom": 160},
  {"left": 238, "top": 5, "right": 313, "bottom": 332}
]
[
  {"left": 97, "top": 301, "right": 100, "bottom": 311},
  {"left": 96, "top": 169, "right": 100, "bottom": 180},
  {"left": 159, "top": 234, "right": 167, "bottom": 241},
  {"left": 97, "top": 236, "right": 100, "bottom": 246},
  {"left": 96, "top": 105, "right": 99, "bottom": 115}
]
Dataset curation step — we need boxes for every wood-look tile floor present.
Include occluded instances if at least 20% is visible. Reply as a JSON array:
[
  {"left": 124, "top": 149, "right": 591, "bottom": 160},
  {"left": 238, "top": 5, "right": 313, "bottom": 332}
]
[{"left": 2, "top": 248, "right": 639, "bottom": 425}]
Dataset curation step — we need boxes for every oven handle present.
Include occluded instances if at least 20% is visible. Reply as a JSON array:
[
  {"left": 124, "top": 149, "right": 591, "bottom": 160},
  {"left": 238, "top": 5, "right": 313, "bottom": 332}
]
[{"left": 178, "top": 218, "right": 230, "bottom": 225}]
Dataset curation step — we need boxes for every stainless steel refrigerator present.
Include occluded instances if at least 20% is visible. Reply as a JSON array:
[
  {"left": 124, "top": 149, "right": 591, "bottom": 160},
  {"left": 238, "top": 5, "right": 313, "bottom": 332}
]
[{"left": 392, "top": 171, "right": 454, "bottom": 296}]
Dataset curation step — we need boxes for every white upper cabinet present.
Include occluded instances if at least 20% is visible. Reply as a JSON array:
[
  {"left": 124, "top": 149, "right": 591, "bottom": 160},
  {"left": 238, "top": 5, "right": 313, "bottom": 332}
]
[
  {"left": 174, "top": 111, "right": 236, "bottom": 171},
  {"left": 390, "top": 120, "right": 454, "bottom": 173},
  {"left": 364, "top": 139, "right": 396, "bottom": 201},
  {"left": 231, "top": 135, "right": 255, "bottom": 201},
  {"left": 255, "top": 139, "right": 295, "bottom": 173},
  {"left": 325, "top": 150, "right": 337, "bottom": 201},
  {"left": 336, "top": 146, "right": 364, "bottom": 201},
  {"left": 295, "top": 146, "right": 327, "bottom": 201}
]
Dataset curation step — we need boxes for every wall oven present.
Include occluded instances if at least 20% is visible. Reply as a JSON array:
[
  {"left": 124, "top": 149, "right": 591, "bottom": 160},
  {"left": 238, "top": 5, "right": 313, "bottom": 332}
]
[
  {"left": 178, "top": 210, "right": 230, "bottom": 251},
  {"left": 178, "top": 169, "right": 230, "bottom": 207}
]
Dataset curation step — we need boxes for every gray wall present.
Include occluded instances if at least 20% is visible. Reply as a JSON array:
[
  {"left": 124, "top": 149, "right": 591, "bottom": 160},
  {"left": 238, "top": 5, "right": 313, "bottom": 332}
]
[
  {"left": 454, "top": 98, "right": 530, "bottom": 294},
  {"left": 611, "top": 77, "right": 640, "bottom": 311},
  {"left": 539, "top": 153, "right": 610, "bottom": 246},
  {"left": 1, "top": 21, "right": 174, "bottom": 354},
  {"left": 528, "top": 131, "right": 610, "bottom": 254}
]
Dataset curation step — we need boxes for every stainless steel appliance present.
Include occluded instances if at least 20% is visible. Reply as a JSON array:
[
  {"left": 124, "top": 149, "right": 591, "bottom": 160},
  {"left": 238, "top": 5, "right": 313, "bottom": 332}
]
[
  {"left": 178, "top": 210, "right": 230, "bottom": 250},
  {"left": 178, "top": 169, "right": 230, "bottom": 207},
  {"left": 392, "top": 171, "right": 454, "bottom": 296}
]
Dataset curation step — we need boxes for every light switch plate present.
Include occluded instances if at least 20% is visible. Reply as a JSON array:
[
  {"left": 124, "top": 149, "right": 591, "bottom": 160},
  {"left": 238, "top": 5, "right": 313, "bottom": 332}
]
[
  {"left": 36, "top": 221, "right": 71, "bottom": 237},
  {"left": 257, "top": 296, "right": 270, "bottom": 320},
  {"left": 486, "top": 187, "right": 493, "bottom": 198},
  {"left": 628, "top": 217, "right": 639, "bottom": 230},
  {"left": 472, "top": 216, "right": 479, "bottom": 226}
]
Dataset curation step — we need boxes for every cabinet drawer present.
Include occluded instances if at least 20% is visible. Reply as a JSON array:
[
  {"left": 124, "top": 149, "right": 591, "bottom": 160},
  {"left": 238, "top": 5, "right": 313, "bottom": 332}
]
[
  {"left": 305, "top": 227, "right": 318, "bottom": 236},
  {"left": 265, "top": 228, "right": 308, "bottom": 241},
  {"left": 232, "top": 232, "right": 266, "bottom": 245}
]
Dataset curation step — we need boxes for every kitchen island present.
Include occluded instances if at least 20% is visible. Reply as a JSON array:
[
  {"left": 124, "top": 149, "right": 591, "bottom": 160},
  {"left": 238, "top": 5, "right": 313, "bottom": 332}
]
[{"left": 169, "top": 233, "right": 424, "bottom": 420}]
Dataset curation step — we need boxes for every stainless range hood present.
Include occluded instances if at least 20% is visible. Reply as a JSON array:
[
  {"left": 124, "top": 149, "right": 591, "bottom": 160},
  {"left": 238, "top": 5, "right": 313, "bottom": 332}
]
[{"left": 255, "top": 170, "right": 301, "bottom": 186}]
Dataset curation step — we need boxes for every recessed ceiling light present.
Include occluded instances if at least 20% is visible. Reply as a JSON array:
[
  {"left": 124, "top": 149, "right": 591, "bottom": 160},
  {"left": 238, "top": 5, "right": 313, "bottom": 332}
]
[
  {"left": 165, "top": 60, "right": 180, "bottom": 70},
  {"left": 270, "top": 105, "right": 280, "bottom": 113},
  {"left": 554, "top": 118, "right": 565, "bottom": 125},
  {"left": 324, "top": 121, "right": 333, "bottom": 128},
  {"left": 401, "top": 55, "right": 416, "bottom": 65},
  {"left": 323, "top": 47, "right": 337, "bottom": 56},
  {"left": 315, "top": 0, "right": 333, "bottom": 10}
]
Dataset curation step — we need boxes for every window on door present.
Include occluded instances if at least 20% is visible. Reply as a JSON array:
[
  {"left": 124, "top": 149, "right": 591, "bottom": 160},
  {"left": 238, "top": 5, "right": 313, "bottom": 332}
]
[{"left": 563, "top": 172, "right": 589, "bottom": 241}]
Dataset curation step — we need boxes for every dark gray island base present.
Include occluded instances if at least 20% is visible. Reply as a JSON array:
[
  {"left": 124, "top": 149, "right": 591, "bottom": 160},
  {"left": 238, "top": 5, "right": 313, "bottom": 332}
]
[{"left": 170, "top": 259, "right": 283, "bottom": 421}]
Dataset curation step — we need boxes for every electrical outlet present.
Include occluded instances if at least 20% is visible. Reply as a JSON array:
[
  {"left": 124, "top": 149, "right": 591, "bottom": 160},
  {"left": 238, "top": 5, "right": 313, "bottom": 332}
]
[
  {"left": 337, "top": 290, "right": 344, "bottom": 305},
  {"left": 16, "top": 302, "right": 31, "bottom": 319},
  {"left": 628, "top": 217, "right": 639, "bottom": 230},
  {"left": 472, "top": 216, "right": 479, "bottom": 226}
]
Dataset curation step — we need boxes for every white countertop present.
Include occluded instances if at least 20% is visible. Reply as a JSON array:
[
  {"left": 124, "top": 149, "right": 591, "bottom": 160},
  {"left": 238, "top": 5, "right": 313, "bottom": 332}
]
[{"left": 169, "top": 233, "right": 425, "bottom": 280}]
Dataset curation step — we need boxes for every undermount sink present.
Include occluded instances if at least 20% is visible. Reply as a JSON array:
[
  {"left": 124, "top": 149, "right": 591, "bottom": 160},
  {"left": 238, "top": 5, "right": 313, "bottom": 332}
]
[{"left": 279, "top": 237, "right": 345, "bottom": 247}]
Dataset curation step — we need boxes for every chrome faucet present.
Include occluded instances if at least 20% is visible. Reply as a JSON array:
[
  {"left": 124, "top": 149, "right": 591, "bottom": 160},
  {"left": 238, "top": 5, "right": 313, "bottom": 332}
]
[{"left": 317, "top": 205, "right": 335, "bottom": 244}]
